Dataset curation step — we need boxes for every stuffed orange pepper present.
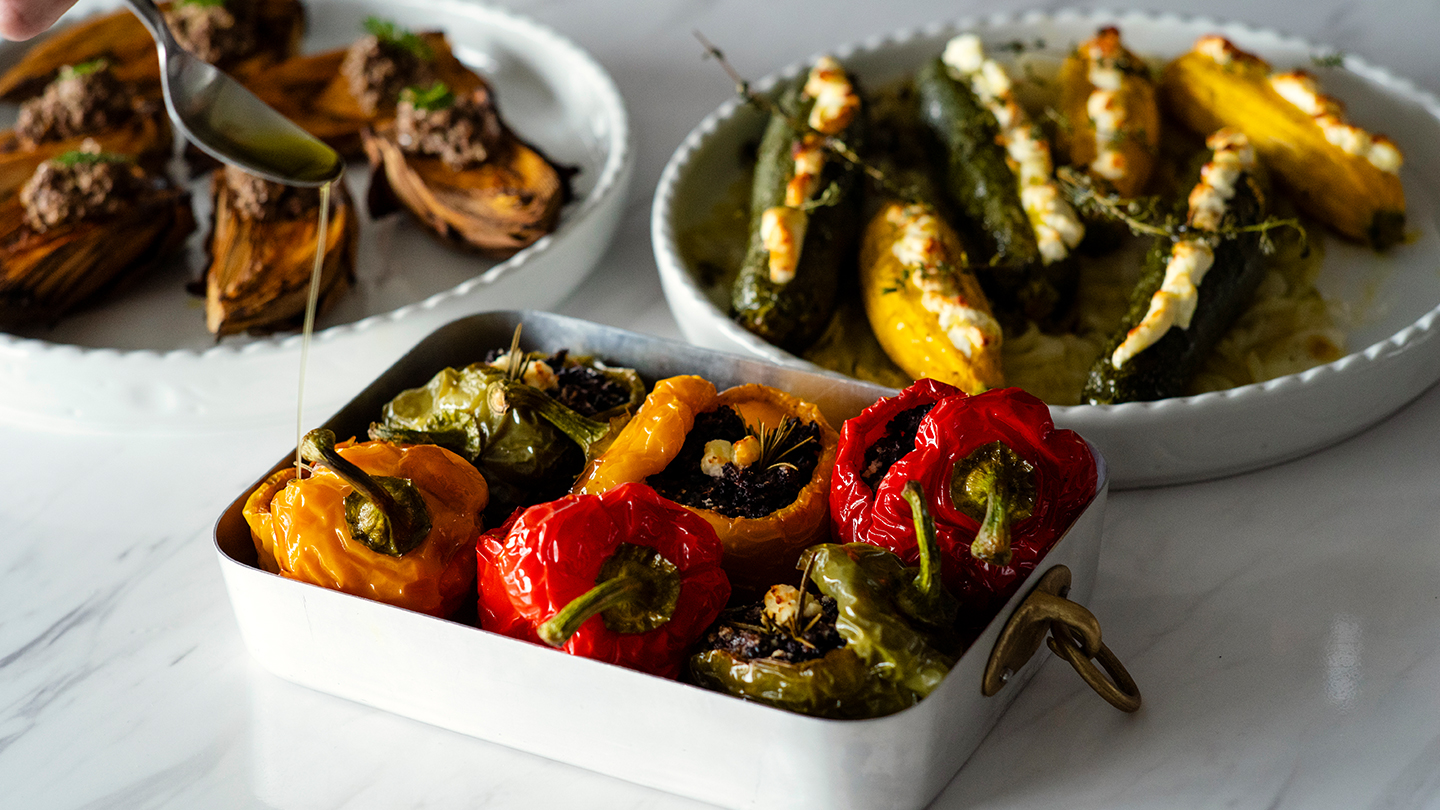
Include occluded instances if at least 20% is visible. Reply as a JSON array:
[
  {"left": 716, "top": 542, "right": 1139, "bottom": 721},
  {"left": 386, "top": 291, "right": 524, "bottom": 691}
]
[
  {"left": 573, "top": 376, "right": 837, "bottom": 592},
  {"left": 243, "top": 429, "right": 488, "bottom": 617}
]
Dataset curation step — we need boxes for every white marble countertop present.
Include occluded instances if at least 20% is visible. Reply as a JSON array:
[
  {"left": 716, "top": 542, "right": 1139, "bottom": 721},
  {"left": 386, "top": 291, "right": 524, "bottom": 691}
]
[{"left": 5, "top": 0, "right": 1440, "bottom": 807}]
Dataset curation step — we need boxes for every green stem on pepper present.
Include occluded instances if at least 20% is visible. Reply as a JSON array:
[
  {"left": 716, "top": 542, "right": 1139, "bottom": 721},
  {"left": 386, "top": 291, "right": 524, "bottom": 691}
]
[
  {"left": 537, "top": 543, "right": 683, "bottom": 647},
  {"left": 949, "top": 442, "right": 1038, "bottom": 567},
  {"left": 487, "top": 379, "right": 612, "bottom": 453},
  {"left": 897, "top": 481, "right": 959, "bottom": 629},
  {"left": 300, "top": 428, "right": 432, "bottom": 556}
]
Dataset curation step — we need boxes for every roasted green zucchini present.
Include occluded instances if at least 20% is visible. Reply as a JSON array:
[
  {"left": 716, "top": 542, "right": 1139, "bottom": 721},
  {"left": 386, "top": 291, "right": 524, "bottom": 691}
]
[
  {"left": 1083, "top": 129, "right": 1269, "bottom": 403},
  {"left": 914, "top": 36, "right": 1084, "bottom": 329},
  {"left": 731, "top": 57, "right": 865, "bottom": 352}
]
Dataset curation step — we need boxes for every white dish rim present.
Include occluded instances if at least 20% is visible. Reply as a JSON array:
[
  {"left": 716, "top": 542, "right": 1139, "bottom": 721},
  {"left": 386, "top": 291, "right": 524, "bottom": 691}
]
[
  {"left": 650, "top": 8, "right": 1440, "bottom": 421},
  {"left": 0, "top": 0, "right": 632, "bottom": 362}
]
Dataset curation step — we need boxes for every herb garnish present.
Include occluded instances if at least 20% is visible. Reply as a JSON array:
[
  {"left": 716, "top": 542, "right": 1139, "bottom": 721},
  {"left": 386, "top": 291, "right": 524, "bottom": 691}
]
[
  {"left": 400, "top": 81, "right": 455, "bottom": 111},
  {"left": 364, "top": 16, "right": 434, "bottom": 61}
]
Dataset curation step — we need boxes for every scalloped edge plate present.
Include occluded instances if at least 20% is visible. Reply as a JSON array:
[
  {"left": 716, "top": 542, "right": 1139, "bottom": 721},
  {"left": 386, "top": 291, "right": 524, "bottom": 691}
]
[
  {"left": 652, "top": 9, "right": 1440, "bottom": 488},
  {"left": 0, "top": 0, "right": 632, "bottom": 433}
]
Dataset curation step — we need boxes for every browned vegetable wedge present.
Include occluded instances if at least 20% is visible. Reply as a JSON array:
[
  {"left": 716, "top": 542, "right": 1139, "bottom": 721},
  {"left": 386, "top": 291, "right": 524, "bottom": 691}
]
[
  {"left": 0, "top": 0, "right": 305, "bottom": 102},
  {"left": 1161, "top": 35, "right": 1405, "bottom": 249},
  {"left": 1057, "top": 26, "right": 1160, "bottom": 198},
  {"left": 247, "top": 32, "right": 485, "bottom": 159},
  {"left": 0, "top": 162, "right": 193, "bottom": 326},
  {"left": 0, "top": 110, "right": 171, "bottom": 202},
  {"left": 203, "top": 169, "right": 359, "bottom": 336},
  {"left": 362, "top": 110, "right": 566, "bottom": 256}
]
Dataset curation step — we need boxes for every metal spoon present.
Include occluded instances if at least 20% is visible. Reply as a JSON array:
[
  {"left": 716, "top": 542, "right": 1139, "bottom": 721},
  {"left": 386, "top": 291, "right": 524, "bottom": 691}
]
[{"left": 120, "top": 0, "right": 343, "bottom": 186}]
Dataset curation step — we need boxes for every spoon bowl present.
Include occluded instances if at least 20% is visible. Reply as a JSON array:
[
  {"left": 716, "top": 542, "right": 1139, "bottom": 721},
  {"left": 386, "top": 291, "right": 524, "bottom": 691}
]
[{"left": 122, "top": 0, "right": 343, "bottom": 186}]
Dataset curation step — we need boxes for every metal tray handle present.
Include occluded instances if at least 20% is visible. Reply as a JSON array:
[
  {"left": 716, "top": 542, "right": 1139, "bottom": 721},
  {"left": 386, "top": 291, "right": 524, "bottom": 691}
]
[{"left": 982, "top": 565, "right": 1141, "bottom": 713}]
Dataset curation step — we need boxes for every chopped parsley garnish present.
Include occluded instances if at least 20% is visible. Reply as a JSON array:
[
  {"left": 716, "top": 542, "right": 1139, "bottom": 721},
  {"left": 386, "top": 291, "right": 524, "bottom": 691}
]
[
  {"left": 58, "top": 59, "right": 108, "bottom": 80},
  {"left": 1311, "top": 52, "right": 1346, "bottom": 68},
  {"left": 400, "top": 81, "right": 454, "bottom": 111},
  {"left": 364, "top": 16, "right": 434, "bottom": 61}
]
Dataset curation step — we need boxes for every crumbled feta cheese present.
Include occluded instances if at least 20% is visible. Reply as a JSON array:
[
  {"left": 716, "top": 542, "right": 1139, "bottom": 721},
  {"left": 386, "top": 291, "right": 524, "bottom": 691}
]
[
  {"left": 890, "top": 204, "right": 1002, "bottom": 358},
  {"left": 804, "top": 56, "right": 859, "bottom": 135},
  {"left": 1269, "top": 69, "right": 1401, "bottom": 174},
  {"left": 1368, "top": 137, "right": 1403, "bottom": 173},
  {"left": 785, "top": 135, "right": 826, "bottom": 207},
  {"left": 760, "top": 206, "right": 808, "bottom": 284},
  {"left": 1110, "top": 238, "right": 1215, "bottom": 368},
  {"left": 700, "top": 435, "right": 761, "bottom": 478},
  {"left": 1269, "top": 70, "right": 1339, "bottom": 117},
  {"left": 487, "top": 354, "right": 559, "bottom": 390},
  {"left": 1195, "top": 35, "right": 1236, "bottom": 65},
  {"left": 942, "top": 33, "right": 985, "bottom": 75},
  {"left": 1089, "top": 63, "right": 1123, "bottom": 91},
  {"left": 1091, "top": 149, "right": 1127, "bottom": 180},
  {"left": 943, "top": 34, "right": 1083, "bottom": 262},
  {"left": 1113, "top": 132, "right": 1251, "bottom": 367}
]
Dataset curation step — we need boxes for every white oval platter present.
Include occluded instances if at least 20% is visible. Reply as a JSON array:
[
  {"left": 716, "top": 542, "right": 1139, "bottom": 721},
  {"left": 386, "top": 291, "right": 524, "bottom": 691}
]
[
  {"left": 0, "top": 0, "right": 632, "bottom": 432},
  {"left": 652, "top": 9, "right": 1440, "bottom": 488}
]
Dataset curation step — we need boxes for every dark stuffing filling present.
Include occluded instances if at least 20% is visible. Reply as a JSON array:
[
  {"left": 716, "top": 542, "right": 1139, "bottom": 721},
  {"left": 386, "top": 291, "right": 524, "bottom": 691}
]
[
  {"left": 341, "top": 35, "right": 435, "bottom": 116},
  {"left": 224, "top": 165, "right": 319, "bottom": 221},
  {"left": 164, "top": 0, "right": 259, "bottom": 65},
  {"left": 696, "top": 593, "right": 845, "bottom": 664},
  {"left": 479, "top": 348, "right": 633, "bottom": 418},
  {"left": 16, "top": 63, "right": 133, "bottom": 145},
  {"left": 859, "top": 404, "right": 933, "bottom": 491},
  {"left": 395, "top": 86, "right": 505, "bottom": 170},
  {"left": 20, "top": 146, "right": 149, "bottom": 232},
  {"left": 646, "top": 406, "right": 821, "bottom": 519}
]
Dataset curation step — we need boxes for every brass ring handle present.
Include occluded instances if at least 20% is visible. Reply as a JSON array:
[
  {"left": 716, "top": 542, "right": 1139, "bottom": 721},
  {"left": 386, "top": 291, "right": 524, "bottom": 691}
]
[
  {"left": 1047, "top": 622, "right": 1142, "bottom": 713},
  {"left": 983, "top": 565, "right": 1142, "bottom": 713}
]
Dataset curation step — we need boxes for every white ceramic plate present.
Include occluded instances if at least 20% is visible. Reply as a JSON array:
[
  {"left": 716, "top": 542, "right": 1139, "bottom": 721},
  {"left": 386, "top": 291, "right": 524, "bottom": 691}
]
[
  {"left": 653, "top": 9, "right": 1440, "bottom": 488},
  {"left": 0, "top": 0, "right": 631, "bottom": 432}
]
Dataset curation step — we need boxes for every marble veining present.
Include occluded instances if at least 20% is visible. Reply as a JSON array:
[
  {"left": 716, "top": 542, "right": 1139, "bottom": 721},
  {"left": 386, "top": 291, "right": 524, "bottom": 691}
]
[{"left": 4, "top": 0, "right": 1440, "bottom": 808}]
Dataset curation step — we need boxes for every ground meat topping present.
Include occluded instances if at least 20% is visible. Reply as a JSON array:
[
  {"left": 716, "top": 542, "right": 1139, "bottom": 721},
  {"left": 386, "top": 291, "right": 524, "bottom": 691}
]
[
  {"left": 341, "top": 33, "right": 435, "bottom": 116},
  {"left": 164, "top": 0, "right": 258, "bottom": 65},
  {"left": 223, "top": 165, "right": 318, "bottom": 221},
  {"left": 20, "top": 143, "right": 149, "bottom": 232},
  {"left": 646, "top": 406, "right": 822, "bottom": 519},
  {"left": 859, "top": 404, "right": 934, "bottom": 491},
  {"left": 395, "top": 85, "right": 505, "bottom": 170},
  {"left": 16, "top": 62, "right": 133, "bottom": 145},
  {"left": 697, "top": 592, "right": 845, "bottom": 665}
]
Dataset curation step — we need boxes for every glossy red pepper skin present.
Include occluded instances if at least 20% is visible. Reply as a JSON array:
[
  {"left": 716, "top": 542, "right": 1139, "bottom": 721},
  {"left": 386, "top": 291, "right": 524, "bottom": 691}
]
[
  {"left": 832, "top": 384, "right": 1096, "bottom": 625},
  {"left": 830, "top": 377, "right": 962, "bottom": 541},
  {"left": 477, "top": 482, "right": 731, "bottom": 679}
]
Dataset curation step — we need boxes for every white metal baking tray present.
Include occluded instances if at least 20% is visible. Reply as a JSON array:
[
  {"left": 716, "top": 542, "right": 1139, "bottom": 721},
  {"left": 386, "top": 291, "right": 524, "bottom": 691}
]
[{"left": 213, "top": 310, "right": 1110, "bottom": 810}]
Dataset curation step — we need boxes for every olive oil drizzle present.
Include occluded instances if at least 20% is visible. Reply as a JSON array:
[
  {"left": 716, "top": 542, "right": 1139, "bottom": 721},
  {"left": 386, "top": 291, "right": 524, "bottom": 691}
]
[{"left": 295, "top": 180, "right": 333, "bottom": 474}]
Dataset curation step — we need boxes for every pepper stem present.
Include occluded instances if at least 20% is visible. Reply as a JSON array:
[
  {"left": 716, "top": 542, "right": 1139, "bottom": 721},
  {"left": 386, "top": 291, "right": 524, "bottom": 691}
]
[
  {"left": 949, "top": 442, "right": 1036, "bottom": 567},
  {"left": 300, "top": 429, "right": 431, "bottom": 556},
  {"left": 488, "top": 379, "right": 611, "bottom": 452},
  {"left": 536, "top": 542, "right": 683, "bottom": 647},
  {"left": 897, "top": 481, "right": 959, "bottom": 628},
  {"left": 971, "top": 471, "right": 1013, "bottom": 566},
  {"left": 537, "top": 576, "right": 646, "bottom": 647}
]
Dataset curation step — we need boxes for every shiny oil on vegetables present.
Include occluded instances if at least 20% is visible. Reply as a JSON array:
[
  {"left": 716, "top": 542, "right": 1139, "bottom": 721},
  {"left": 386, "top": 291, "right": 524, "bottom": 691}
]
[
  {"left": 573, "top": 375, "right": 839, "bottom": 593},
  {"left": 243, "top": 429, "right": 489, "bottom": 618},
  {"left": 699, "top": 25, "right": 1401, "bottom": 406},
  {"left": 370, "top": 334, "right": 645, "bottom": 523}
]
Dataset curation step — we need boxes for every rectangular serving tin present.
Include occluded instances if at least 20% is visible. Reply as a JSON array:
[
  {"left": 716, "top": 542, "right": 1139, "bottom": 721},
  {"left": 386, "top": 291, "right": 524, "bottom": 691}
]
[{"left": 214, "top": 310, "right": 1109, "bottom": 810}]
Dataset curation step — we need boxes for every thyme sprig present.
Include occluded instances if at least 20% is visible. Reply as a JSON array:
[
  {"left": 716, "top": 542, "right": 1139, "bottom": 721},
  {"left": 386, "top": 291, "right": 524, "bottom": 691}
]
[
  {"left": 1056, "top": 166, "right": 1306, "bottom": 254},
  {"left": 694, "top": 31, "right": 919, "bottom": 203}
]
